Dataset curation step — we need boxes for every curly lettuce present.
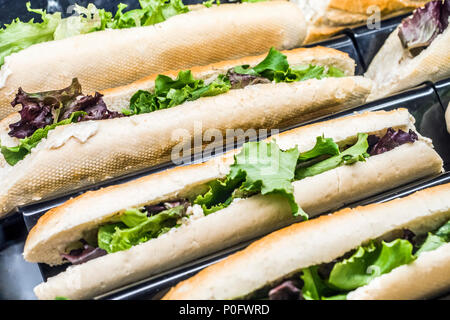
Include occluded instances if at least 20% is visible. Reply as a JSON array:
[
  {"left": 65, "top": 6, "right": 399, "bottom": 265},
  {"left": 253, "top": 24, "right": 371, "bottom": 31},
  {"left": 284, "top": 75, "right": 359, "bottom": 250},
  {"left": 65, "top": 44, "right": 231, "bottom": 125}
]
[
  {"left": 98, "top": 206, "right": 184, "bottom": 254},
  {"left": 295, "top": 133, "right": 369, "bottom": 180},
  {"left": 301, "top": 239, "right": 416, "bottom": 300},
  {"left": 194, "top": 140, "right": 305, "bottom": 218},
  {"left": 124, "top": 47, "right": 346, "bottom": 116},
  {"left": 299, "top": 220, "right": 450, "bottom": 300},
  {"left": 123, "top": 71, "right": 231, "bottom": 116}
]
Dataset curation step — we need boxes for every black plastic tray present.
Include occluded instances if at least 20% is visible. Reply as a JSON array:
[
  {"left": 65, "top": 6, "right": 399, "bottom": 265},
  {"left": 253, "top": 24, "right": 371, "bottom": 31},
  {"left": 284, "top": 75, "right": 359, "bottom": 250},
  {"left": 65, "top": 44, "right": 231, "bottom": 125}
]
[
  {"left": 347, "top": 14, "right": 407, "bottom": 71},
  {"left": 435, "top": 78, "right": 450, "bottom": 110}
]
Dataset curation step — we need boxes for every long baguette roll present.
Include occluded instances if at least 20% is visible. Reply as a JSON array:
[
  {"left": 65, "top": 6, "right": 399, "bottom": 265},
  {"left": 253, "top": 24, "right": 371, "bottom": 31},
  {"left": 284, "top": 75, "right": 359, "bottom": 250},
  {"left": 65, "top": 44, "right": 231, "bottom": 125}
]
[
  {"left": 27, "top": 109, "right": 444, "bottom": 300},
  {"left": 291, "top": 0, "right": 428, "bottom": 44},
  {"left": 163, "top": 183, "right": 450, "bottom": 300},
  {"left": 0, "top": 1, "right": 307, "bottom": 120},
  {"left": 365, "top": 14, "right": 450, "bottom": 101},
  {"left": 0, "top": 47, "right": 372, "bottom": 218}
]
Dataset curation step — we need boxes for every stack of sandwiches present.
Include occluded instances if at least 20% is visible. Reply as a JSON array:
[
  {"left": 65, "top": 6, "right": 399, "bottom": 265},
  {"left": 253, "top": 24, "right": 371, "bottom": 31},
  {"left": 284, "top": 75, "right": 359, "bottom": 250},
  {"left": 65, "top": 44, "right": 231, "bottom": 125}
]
[{"left": 0, "top": 0, "right": 448, "bottom": 300}]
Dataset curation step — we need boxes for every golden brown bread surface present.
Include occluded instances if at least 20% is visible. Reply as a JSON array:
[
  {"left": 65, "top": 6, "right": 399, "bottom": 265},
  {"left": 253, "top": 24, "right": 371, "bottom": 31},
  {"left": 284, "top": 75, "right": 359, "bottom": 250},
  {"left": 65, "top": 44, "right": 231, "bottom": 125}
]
[
  {"left": 163, "top": 183, "right": 450, "bottom": 300},
  {"left": 0, "top": 1, "right": 307, "bottom": 120},
  {"left": 295, "top": 0, "right": 429, "bottom": 44}
]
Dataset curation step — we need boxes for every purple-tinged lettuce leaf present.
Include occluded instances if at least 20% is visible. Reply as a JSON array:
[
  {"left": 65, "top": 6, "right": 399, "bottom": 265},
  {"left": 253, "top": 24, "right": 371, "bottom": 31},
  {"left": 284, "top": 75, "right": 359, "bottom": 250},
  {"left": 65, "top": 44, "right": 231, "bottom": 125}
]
[
  {"left": 226, "top": 69, "right": 270, "bottom": 89},
  {"left": 61, "top": 243, "right": 107, "bottom": 265},
  {"left": 369, "top": 128, "right": 418, "bottom": 156},
  {"left": 8, "top": 78, "right": 82, "bottom": 139},
  {"left": 144, "top": 200, "right": 189, "bottom": 216},
  {"left": 268, "top": 281, "right": 302, "bottom": 300},
  {"left": 61, "top": 92, "right": 123, "bottom": 122},
  {"left": 398, "top": 1, "right": 449, "bottom": 56},
  {"left": 8, "top": 78, "right": 122, "bottom": 140},
  {"left": 441, "top": 0, "right": 450, "bottom": 30},
  {"left": 1, "top": 111, "right": 87, "bottom": 166}
]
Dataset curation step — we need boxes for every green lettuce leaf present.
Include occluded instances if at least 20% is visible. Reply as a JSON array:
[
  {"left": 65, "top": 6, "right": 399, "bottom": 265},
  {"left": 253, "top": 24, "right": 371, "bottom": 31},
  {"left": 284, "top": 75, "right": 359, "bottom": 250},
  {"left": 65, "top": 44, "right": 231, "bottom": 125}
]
[
  {"left": 124, "top": 48, "right": 345, "bottom": 116},
  {"left": 301, "top": 266, "right": 347, "bottom": 300},
  {"left": 295, "top": 133, "right": 369, "bottom": 180},
  {"left": 0, "top": 2, "right": 61, "bottom": 67},
  {"left": 328, "top": 239, "right": 416, "bottom": 291},
  {"left": 301, "top": 239, "right": 416, "bottom": 300},
  {"left": 0, "top": 111, "right": 87, "bottom": 166},
  {"left": 194, "top": 140, "right": 306, "bottom": 219},
  {"left": 202, "top": 0, "right": 221, "bottom": 8},
  {"left": 98, "top": 205, "right": 184, "bottom": 253},
  {"left": 233, "top": 47, "right": 346, "bottom": 83},
  {"left": 297, "top": 135, "right": 340, "bottom": 163},
  {"left": 233, "top": 47, "right": 289, "bottom": 80},
  {"left": 53, "top": 4, "right": 112, "bottom": 40},
  {"left": 123, "top": 71, "right": 231, "bottom": 115},
  {"left": 109, "top": 0, "right": 188, "bottom": 29},
  {"left": 415, "top": 220, "right": 450, "bottom": 256},
  {"left": 228, "top": 141, "right": 304, "bottom": 218},
  {"left": 193, "top": 175, "right": 245, "bottom": 215}
]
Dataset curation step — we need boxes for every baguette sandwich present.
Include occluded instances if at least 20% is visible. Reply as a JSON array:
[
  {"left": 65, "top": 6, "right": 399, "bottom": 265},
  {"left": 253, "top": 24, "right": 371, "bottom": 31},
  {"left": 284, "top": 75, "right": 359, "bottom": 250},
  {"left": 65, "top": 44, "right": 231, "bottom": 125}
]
[
  {"left": 292, "top": 0, "right": 430, "bottom": 44},
  {"left": 0, "top": 46, "right": 372, "bottom": 218},
  {"left": 25, "top": 108, "right": 443, "bottom": 300},
  {"left": 164, "top": 182, "right": 450, "bottom": 300},
  {"left": 365, "top": 0, "right": 450, "bottom": 101},
  {"left": 0, "top": 0, "right": 308, "bottom": 120}
]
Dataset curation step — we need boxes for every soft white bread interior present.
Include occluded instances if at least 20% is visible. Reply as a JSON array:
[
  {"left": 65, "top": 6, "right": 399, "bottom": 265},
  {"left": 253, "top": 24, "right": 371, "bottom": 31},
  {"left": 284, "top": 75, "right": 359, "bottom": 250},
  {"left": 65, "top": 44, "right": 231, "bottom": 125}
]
[
  {"left": 163, "top": 183, "right": 450, "bottom": 300},
  {"left": 291, "top": 0, "right": 428, "bottom": 44},
  {"left": 0, "top": 65, "right": 372, "bottom": 218},
  {"left": 28, "top": 109, "right": 443, "bottom": 300},
  {"left": 101, "top": 46, "right": 356, "bottom": 112},
  {"left": 0, "top": 1, "right": 307, "bottom": 120},
  {"left": 365, "top": 25, "right": 450, "bottom": 101}
]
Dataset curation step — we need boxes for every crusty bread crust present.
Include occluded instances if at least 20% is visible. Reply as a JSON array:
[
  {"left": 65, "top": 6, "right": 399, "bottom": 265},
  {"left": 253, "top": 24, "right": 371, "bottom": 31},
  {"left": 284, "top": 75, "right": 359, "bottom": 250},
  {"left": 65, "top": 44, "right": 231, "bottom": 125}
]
[
  {"left": 0, "top": 1, "right": 307, "bottom": 120},
  {"left": 0, "top": 74, "right": 372, "bottom": 218},
  {"left": 366, "top": 24, "right": 450, "bottom": 101},
  {"left": 293, "top": 0, "right": 428, "bottom": 44},
  {"left": 100, "top": 46, "right": 355, "bottom": 112},
  {"left": 28, "top": 110, "right": 444, "bottom": 300},
  {"left": 163, "top": 183, "right": 450, "bottom": 300},
  {"left": 328, "top": 0, "right": 429, "bottom": 14}
]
